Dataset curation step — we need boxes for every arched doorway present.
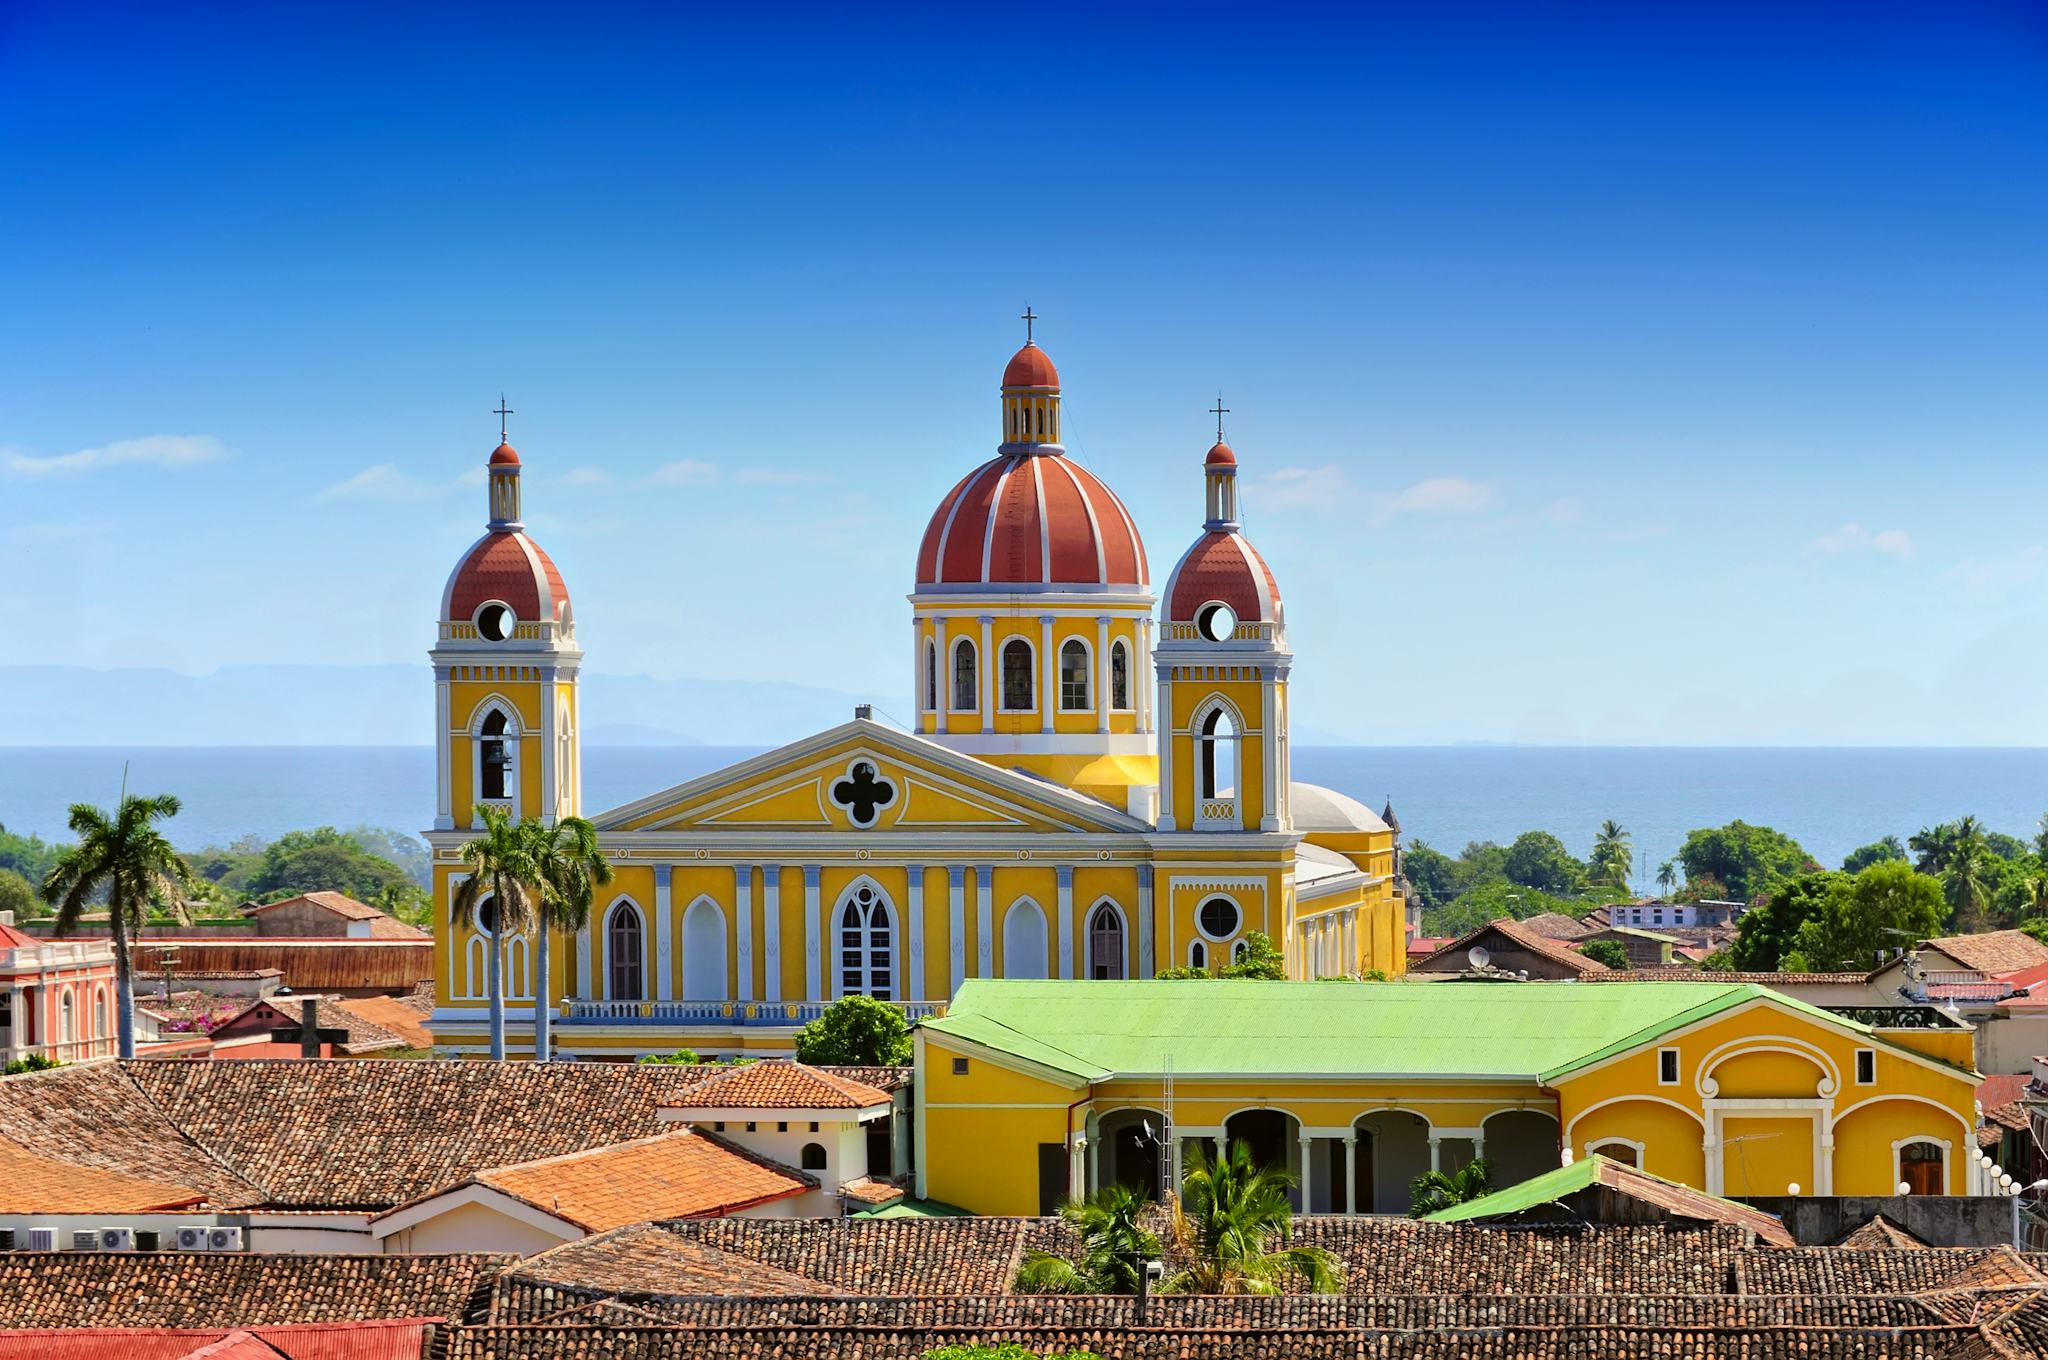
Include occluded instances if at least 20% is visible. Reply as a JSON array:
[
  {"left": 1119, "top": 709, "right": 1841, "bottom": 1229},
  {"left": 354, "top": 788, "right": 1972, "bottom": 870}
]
[
  {"left": 1356, "top": 1110, "right": 1433, "bottom": 1215},
  {"left": 682, "top": 898, "right": 727, "bottom": 1001},
  {"left": 1003, "top": 899, "right": 1049, "bottom": 979},
  {"left": 1224, "top": 1109, "right": 1301, "bottom": 1208},
  {"left": 1096, "top": 1108, "right": 1166, "bottom": 1201},
  {"left": 1484, "top": 1109, "right": 1563, "bottom": 1190}
]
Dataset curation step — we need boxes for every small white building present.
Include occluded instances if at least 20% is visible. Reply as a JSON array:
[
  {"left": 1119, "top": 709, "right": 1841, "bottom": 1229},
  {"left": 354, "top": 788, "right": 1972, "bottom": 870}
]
[{"left": 657, "top": 1060, "right": 899, "bottom": 1208}]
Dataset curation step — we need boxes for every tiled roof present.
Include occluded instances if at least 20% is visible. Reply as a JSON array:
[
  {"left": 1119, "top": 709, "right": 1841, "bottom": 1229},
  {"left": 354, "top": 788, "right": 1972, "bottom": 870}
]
[
  {"left": 0, "top": 1062, "right": 263, "bottom": 1208},
  {"left": 505, "top": 1223, "right": 834, "bottom": 1304},
  {"left": 1979, "top": 1073, "right": 2031, "bottom": 1112},
  {"left": 837, "top": 1176, "right": 905, "bottom": 1207},
  {"left": 452, "top": 1129, "right": 811, "bottom": 1231},
  {"left": 249, "top": 890, "right": 384, "bottom": 922},
  {"left": 0, "top": 1320, "right": 431, "bottom": 1360},
  {"left": 1423, "top": 1153, "right": 1796, "bottom": 1247},
  {"left": 1423, "top": 918, "right": 1610, "bottom": 975},
  {"left": 1585, "top": 969, "right": 1876, "bottom": 984},
  {"left": 662, "top": 1060, "right": 893, "bottom": 1111},
  {"left": 214, "top": 996, "right": 408, "bottom": 1056},
  {"left": 812, "top": 1063, "right": 911, "bottom": 1094},
  {"left": 0, "top": 1135, "right": 204, "bottom": 1213},
  {"left": 1922, "top": 930, "right": 2048, "bottom": 975},
  {"left": 328, "top": 992, "right": 433, "bottom": 1049},
  {"left": 1735, "top": 1246, "right": 2048, "bottom": 1296},
  {"left": 1835, "top": 1215, "right": 1932, "bottom": 1250},
  {"left": 0, "top": 1252, "right": 509, "bottom": 1327},
  {"left": 130, "top": 940, "right": 432, "bottom": 992},
  {"left": 1517, "top": 912, "right": 1596, "bottom": 941}
]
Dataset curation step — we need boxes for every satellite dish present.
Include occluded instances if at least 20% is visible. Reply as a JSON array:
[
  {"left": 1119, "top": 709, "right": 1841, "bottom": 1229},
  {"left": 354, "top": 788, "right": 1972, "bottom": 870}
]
[
  {"left": 1141, "top": 1119, "right": 1156, "bottom": 1142},
  {"left": 1468, "top": 945, "right": 1491, "bottom": 970}
]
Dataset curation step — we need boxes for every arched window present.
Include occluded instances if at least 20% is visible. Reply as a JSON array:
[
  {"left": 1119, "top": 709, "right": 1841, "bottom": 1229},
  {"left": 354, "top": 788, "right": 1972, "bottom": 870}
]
[
  {"left": 556, "top": 698, "right": 574, "bottom": 810},
  {"left": 1059, "top": 639, "right": 1090, "bottom": 710},
  {"left": 1899, "top": 1140, "right": 1946, "bottom": 1196},
  {"left": 1232, "top": 939, "right": 1251, "bottom": 964},
  {"left": 1198, "top": 703, "right": 1239, "bottom": 799},
  {"left": 1188, "top": 941, "right": 1207, "bottom": 973},
  {"left": 924, "top": 641, "right": 938, "bottom": 712},
  {"left": 607, "top": 902, "right": 645, "bottom": 1000},
  {"left": 801, "top": 1142, "right": 828, "bottom": 1170},
  {"left": 1110, "top": 641, "right": 1131, "bottom": 710},
  {"left": 479, "top": 709, "right": 513, "bottom": 800},
  {"left": 93, "top": 987, "right": 107, "bottom": 1042},
  {"left": 1003, "top": 900, "right": 1049, "bottom": 979},
  {"left": 1089, "top": 903, "right": 1125, "bottom": 980},
  {"left": 682, "top": 899, "right": 727, "bottom": 1001},
  {"left": 1001, "top": 639, "right": 1034, "bottom": 711},
  {"left": 59, "top": 991, "right": 75, "bottom": 1047},
  {"left": 838, "top": 882, "right": 895, "bottom": 999},
  {"left": 952, "top": 639, "right": 978, "bottom": 711}
]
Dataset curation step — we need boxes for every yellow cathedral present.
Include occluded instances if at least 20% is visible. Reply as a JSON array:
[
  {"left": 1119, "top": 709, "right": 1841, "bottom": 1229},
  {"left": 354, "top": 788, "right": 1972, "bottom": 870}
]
[{"left": 424, "top": 331, "right": 1411, "bottom": 1058}]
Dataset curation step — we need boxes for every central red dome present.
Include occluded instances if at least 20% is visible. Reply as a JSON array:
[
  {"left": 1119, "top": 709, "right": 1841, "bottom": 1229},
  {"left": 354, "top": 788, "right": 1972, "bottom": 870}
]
[
  {"left": 1002, "top": 343, "right": 1060, "bottom": 389},
  {"left": 916, "top": 451, "right": 1147, "bottom": 589}
]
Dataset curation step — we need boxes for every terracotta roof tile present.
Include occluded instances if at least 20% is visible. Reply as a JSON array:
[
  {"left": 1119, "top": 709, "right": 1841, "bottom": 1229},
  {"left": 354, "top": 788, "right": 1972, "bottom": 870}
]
[
  {"left": 1835, "top": 1215, "right": 1932, "bottom": 1250},
  {"left": 1517, "top": 912, "right": 1597, "bottom": 941},
  {"left": 0, "top": 1320, "right": 432, "bottom": 1360},
  {"left": 1585, "top": 969, "right": 1876, "bottom": 984},
  {"left": 329, "top": 993, "right": 433, "bottom": 1049},
  {"left": 0, "top": 1135, "right": 205, "bottom": 1213},
  {"left": 0, "top": 1063, "right": 263, "bottom": 1208},
  {"left": 0, "top": 1253, "right": 507, "bottom": 1328},
  {"left": 1421, "top": 918, "right": 1609, "bottom": 975},
  {"left": 837, "top": 1176, "right": 905, "bottom": 1207},
  {"left": 1923, "top": 930, "right": 2048, "bottom": 975},
  {"left": 504, "top": 1223, "right": 833, "bottom": 1305},
  {"left": 465, "top": 1129, "right": 810, "bottom": 1230},
  {"left": 662, "top": 1060, "right": 893, "bottom": 1111}
]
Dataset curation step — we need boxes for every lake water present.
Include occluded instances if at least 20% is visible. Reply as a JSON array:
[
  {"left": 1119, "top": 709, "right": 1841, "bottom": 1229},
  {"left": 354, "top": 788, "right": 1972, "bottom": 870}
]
[{"left": 3, "top": 746, "right": 2046, "bottom": 890}]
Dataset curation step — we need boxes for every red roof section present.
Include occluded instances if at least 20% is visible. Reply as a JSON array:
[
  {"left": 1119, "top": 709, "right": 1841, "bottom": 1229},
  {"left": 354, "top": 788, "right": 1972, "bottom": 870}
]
[
  {"left": 0, "top": 1321, "right": 432, "bottom": 1360},
  {"left": 1001, "top": 343, "right": 1059, "bottom": 388},
  {"left": 0, "top": 920, "right": 39, "bottom": 950},
  {"left": 661, "top": 1060, "right": 893, "bottom": 1111},
  {"left": 1165, "top": 529, "right": 1281, "bottom": 623},
  {"left": 442, "top": 531, "right": 570, "bottom": 622},
  {"left": 1205, "top": 441, "right": 1236, "bottom": 466},
  {"left": 488, "top": 442, "right": 520, "bottom": 466},
  {"left": 916, "top": 452, "right": 1148, "bottom": 589}
]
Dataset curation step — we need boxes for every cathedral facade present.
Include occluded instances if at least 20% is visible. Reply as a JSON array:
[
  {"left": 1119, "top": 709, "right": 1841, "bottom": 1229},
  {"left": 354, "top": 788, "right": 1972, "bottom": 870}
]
[{"left": 424, "top": 333, "right": 1411, "bottom": 1058}]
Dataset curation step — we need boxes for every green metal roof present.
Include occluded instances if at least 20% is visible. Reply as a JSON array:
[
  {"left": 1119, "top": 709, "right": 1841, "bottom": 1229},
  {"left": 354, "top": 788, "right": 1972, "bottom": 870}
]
[
  {"left": 850, "top": 1195, "right": 971, "bottom": 1220},
  {"left": 1424, "top": 1155, "right": 1602, "bottom": 1222},
  {"left": 921, "top": 979, "right": 1785, "bottom": 1082}
]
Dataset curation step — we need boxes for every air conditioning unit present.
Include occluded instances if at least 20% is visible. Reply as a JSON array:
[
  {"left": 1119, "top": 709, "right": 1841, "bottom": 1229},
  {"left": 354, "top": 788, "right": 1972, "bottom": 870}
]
[
  {"left": 207, "top": 1227, "right": 244, "bottom": 1252},
  {"left": 71, "top": 1230, "right": 99, "bottom": 1251},
  {"left": 174, "top": 1226, "right": 210, "bottom": 1251},
  {"left": 27, "top": 1228, "right": 55, "bottom": 1251},
  {"left": 0, "top": 1229, "right": 15, "bottom": 1252},
  {"left": 134, "top": 1230, "right": 160, "bottom": 1252},
  {"left": 99, "top": 1227, "right": 135, "bottom": 1252}
]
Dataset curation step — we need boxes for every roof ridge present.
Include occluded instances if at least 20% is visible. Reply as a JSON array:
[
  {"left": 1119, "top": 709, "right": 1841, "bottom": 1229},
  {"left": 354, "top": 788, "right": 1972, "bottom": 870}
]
[{"left": 107, "top": 1060, "right": 275, "bottom": 1205}]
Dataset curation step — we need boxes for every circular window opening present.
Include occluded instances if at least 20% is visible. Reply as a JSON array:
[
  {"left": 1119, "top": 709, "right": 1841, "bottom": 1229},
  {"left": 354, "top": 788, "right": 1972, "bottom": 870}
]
[
  {"left": 1196, "top": 601, "right": 1237, "bottom": 642},
  {"left": 475, "top": 897, "right": 500, "bottom": 936},
  {"left": 476, "top": 603, "right": 515, "bottom": 642},
  {"left": 1197, "top": 896, "right": 1241, "bottom": 939}
]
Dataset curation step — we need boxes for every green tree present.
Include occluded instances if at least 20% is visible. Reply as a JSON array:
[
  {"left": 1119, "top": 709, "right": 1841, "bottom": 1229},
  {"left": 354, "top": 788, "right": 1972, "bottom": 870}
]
[
  {"left": 1578, "top": 939, "right": 1629, "bottom": 970},
  {"left": 0, "top": 823, "right": 65, "bottom": 888},
  {"left": 793, "top": 994, "right": 912, "bottom": 1065},
  {"left": 1787, "top": 861, "right": 1944, "bottom": 972},
  {"left": 2022, "top": 918, "right": 2048, "bottom": 949},
  {"left": 636, "top": 1048, "right": 702, "bottom": 1064},
  {"left": 1503, "top": 831, "right": 1584, "bottom": 895},
  {"left": 1218, "top": 931, "right": 1285, "bottom": 980},
  {"left": 1162, "top": 1139, "right": 1342, "bottom": 1295},
  {"left": 2035, "top": 813, "right": 2048, "bottom": 860},
  {"left": 1590, "top": 821, "right": 1633, "bottom": 890},
  {"left": 1401, "top": 842, "right": 1460, "bottom": 909},
  {"left": 1656, "top": 860, "right": 1678, "bottom": 894},
  {"left": 39, "top": 794, "right": 195, "bottom": 1059},
  {"left": 4, "top": 1053, "right": 60, "bottom": 1075},
  {"left": 450, "top": 807, "right": 536, "bottom": 1062},
  {"left": 2019, "top": 873, "right": 2048, "bottom": 922},
  {"left": 1842, "top": 836, "right": 1906, "bottom": 874},
  {"left": 1409, "top": 1157, "right": 1492, "bottom": 1217},
  {"left": 0, "top": 868, "right": 38, "bottom": 921},
  {"left": 1727, "top": 871, "right": 1842, "bottom": 971},
  {"left": 1677, "top": 821, "right": 1813, "bottom": 902},
  {"left": 243, "top": 826, "right": 416, "bottom": 902},
  {"left": 518, "top": 815, "right": 613, "bottom": 1063},
  {"left": 1014, "top": 1184, "right": 1160, "bottom": 1294}
]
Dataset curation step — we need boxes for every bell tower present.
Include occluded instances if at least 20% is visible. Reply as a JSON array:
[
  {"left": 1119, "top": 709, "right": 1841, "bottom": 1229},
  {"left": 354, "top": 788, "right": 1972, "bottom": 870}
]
[
  {"left": 430, "top": 407, "right": 582, "bottom": 832},
  {"left": 1155, "top": 424, "right": 1291, "bottom": 833}
]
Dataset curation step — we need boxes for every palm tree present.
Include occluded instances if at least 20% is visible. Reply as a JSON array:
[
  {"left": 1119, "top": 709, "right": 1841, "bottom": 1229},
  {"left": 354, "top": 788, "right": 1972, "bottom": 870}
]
[
  {"left": 1408, "top": 1158, "right": 1493, "bottom": 1217},
  {"left": 519, "top": 815, "right": 613, "bottom": 1063},
  {"left": 1656, "top": 860, "right": 1677, "bottom": 895},
  {"left": 2023, "top": 874, "right": 2048, "bottom": 921},
  {"left": 452, "top": 807, "right": 536, "bottom": 1061},
  {"left": 1014, "top": 1183, "right": 1160, "bottom": 1294},
  {"left": 1161, "top": 1139, "right": 1342, "bottom": 1295},
  {"left": 39, "top": 794, "right": 195, "bottom": 1060},
  {"left": 1591, "top": 820, "right": 1632, "bottom": 890},
  {"left": 1944, "top": 828, "right": 1992, "bottom": 931}
]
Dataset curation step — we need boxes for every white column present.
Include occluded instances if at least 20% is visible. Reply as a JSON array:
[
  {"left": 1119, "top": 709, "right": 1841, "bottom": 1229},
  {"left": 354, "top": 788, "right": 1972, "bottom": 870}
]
[
  {"left": 1069, "top": 1134, "right": 1088, "bottom": 1201},
  {"left": 762, "top": 866, "right": 782, "bottom": 1002},
  {"left": 539, "top": 666, "right": 559, "bottom": 823},
  {"left": 930, "top": 616, "right": 947, "bottom": 732},
  {"left": 1428, "top": 1134, "right": 1442, "bottom": 1174},
  {"left": 1138, "top": 621, "right": 1154, "bottom": 733},
  {"left": 976, "top": 866, "right": 993, "bottom": 977},
  {"left": 1260, "top": 668, "right": 1280, "bottom": 831},
  {"left": 575, "top": 917, "right": 593, "bottom": 1000},
  {"left": 1155, "top": 675, "right": 1177, "bottom": 831},
  {"left": 653, "top": 864, "right": 674, "bottom": 1001},
  {"left": 433, "top": 667, "right": 454, "bottom": 830},
  {"left": 1096, "top": 616, "right": 1112, "bottom": 733},
  {"left": 804, "top": 866, "right": 822, "bottom": 1002},
  {"left": 912, "top": 618, "right": 926, "bottom": 729},
  {"left": 1343, "top": 1134, "right": 1358, "bottom": 1213},
  {"left": 1057, "top": 865, "right": 1074, "bottom": 980},
  {"left": 734, "top": 866, "right": 754, "bottom": 1003},
  {"left": 1299, "top": 1135, "right": 1316, "bottom": 1213},
  {"left": 1040, "top": 616, "right": 1056, "bottom": 732},
  {"left": 948, "top": 865, "right": 967, "bottom": 993},
  {"left": 1137, "top": 867, "right": 1155, "bottom": 978},
  {"left": 907, "top": 864, "right": 926, "bottom": 1001},
  {"left": 978, "top": 616, "right": 994, "bottom": 733}
]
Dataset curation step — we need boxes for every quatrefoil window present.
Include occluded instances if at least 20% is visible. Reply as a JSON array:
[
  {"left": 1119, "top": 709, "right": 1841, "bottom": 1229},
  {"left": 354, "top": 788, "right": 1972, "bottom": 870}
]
[{"left": 830, "top": 760, "right": 897, "bottom": 828}]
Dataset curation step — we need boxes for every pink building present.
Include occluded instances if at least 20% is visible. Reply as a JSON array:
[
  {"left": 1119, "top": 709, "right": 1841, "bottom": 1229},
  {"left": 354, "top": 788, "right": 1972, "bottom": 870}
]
[{"left": 0, "top": 912, "right": 120, "bottom": 1065}]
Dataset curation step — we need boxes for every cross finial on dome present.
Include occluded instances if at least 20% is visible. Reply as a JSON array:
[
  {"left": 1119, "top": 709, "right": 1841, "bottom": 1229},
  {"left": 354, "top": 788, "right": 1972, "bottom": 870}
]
[
  {"left": 494, "top": 393, "right": 514, "bottom": 444},
  {"left": 1021, "top": 305, "right": 1037, "bottom": 346},
  {"left": 1210, "top": 394, "right": 1229, "bottom": 443}
]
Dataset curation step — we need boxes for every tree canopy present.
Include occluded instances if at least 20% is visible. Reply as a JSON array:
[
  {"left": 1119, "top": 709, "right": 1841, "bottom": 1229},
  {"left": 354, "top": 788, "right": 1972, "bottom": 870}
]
[
  {"left": 1676, "top": 821, "right": 1815, "bottom": 902},
  {"left": 1784, "top": 861, "right": 1944, "bottom": 972},
  {"left": 793, "top": 994, "right": 913, "bottom": 1065},
  {"left": 1728, "top": 871, "right": 1841, "bottom": 971},
  {"left": 1841, "top": 836, "right": 1905, "bottom": 874},
  {"left": 1503, "top": 831, "right": 1584, "bottom": 895}
]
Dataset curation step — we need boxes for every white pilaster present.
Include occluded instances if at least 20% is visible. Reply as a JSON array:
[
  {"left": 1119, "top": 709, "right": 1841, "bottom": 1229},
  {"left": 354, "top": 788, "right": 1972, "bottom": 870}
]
[
  {"left": 1343, "top": 1134, "right": 1358, "bottom": 1213},
  {"left": 653, "top": 864, "right": 674, "bottom": 1001},
  {"left": 539, "top": 666, "right": 559, "bottom": 824},
  {"left": 1040, "top": 615, "right": 1056, "bottom": 733},
  {"left": 1096, "top": 616, "right": 1111, "bottom": 733},
  {"left": 976, "top": 865, "right": 993, "bottom": 977},
  {"left": 734, "top": 865, "right": 754, "bottom": 1002},
  {"left": 1138, "top": 620, "right": 1154, "bottom": 733},
  {"left": 1057, "top": 865, "right": 1074, "bottom": 980},
  {"left": 1155, "top": 675, "right": 1176, "bottom": 831},
  {"left": 804, "top": 865, "right": 822, "bottom": 1002},
  {"left": 763, "top": 865, "right": 782, "bottom": 1002},
  {"left": 978, "top": 615, "right": 994, "bottom": 734},
  {"left": 433, "top": 668, "right": 453, "bottom": 831},
  {"left": 907, "top": 864, "right": 926, "bottom": 1001},
  {"left": 1260, "top": 667, "right": 1280, "bottom": 831},
  {"left": 576, "top": 918, "right": 593, "bottom": 1000},
  {"left": 1299, "top": 1135, "right": 1315, "bottom": 1213},
  {"left": 1137, "top": 867, "right": 1154, "bottom": 978},
  {"left": 948, "top": 865, "right": 967, "bottom": 993}
]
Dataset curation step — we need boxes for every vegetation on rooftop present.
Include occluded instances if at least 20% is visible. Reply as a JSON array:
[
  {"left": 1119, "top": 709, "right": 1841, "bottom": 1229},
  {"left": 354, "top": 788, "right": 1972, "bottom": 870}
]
[
  {"left": 1164, "top": 1138, "right": 1342, "bottom": 1295},
  {"left": 1014, "top": 1184, "right": 1160, "bottom": 1295},
  {"left": 1409, "top": 1157, "right": 1493, "bottom": 1217}
]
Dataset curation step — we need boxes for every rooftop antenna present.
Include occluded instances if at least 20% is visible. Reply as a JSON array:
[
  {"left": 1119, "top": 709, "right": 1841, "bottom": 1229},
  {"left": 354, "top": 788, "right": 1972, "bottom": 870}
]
[
  {"left": 1210, "top": 394, "right": 1229, "bottom": 443},
  {"left": 494, "top": 394, "right": 514, "bottom": 444}
]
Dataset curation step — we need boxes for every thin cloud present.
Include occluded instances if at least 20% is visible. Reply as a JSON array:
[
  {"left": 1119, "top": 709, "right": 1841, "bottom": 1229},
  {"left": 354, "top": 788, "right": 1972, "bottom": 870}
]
[
  {"left": 3, "top": 434, "right": 229, "bottom": 477},
  {"left": 561, "top": 467, "right": 611, "bottom": 487},
  {"left": 734, "top": 467, "right": 808, "bottom": 486},
  {"left": 1250, "top": 465, "right": 1351, "bottom": 510},
  {"left": 1379, "top": 475, "right": 1497, "bottom": 522},
  {"left": 317, "top": 464, "right": 437, "bottom": 502},
  {"left": 1944, "top": 545, "right": 2045, "bottom": 592},
  {"left": 644, "top": 460, "right": 810, "bottom": 488},
  {"left": 1810, "top": 522, "right": 1913, "bottom": 560},
  {"left": 1253, "top": 467, "right": 1497, "bottom": 525},
  {"left": 1541, "top": 497, "right": 1586, "bottom": 530}
]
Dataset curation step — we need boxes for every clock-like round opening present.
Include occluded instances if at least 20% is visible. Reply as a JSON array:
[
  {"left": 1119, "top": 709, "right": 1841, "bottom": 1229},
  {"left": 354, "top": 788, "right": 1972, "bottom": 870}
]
[{"left": 1196, "top": 601, "right": 1237, "bottom": 642}]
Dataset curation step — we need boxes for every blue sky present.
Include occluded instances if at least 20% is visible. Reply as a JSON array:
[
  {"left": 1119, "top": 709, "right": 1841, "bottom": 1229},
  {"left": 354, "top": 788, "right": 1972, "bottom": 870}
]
[{"left": 4, "top": 3, "right": 2046, "bottom": 744}]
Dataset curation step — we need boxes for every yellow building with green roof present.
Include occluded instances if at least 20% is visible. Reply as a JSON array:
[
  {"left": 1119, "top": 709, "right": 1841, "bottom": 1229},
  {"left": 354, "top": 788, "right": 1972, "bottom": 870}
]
[{"left": 913, "top": 978, "right": 1982, "bottom": 1216}]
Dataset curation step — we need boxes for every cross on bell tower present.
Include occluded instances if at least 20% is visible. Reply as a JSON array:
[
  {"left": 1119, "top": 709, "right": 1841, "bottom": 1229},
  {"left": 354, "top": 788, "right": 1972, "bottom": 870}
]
[
  {"left": 1021, "top": 306, "right": 1037, "bottom": 346},
  {"left": 1210, "top": 395, "right": 1229, "bottom": 443},
  {"left": 494, "top": 394, "right": 514, "bottom": 445}
]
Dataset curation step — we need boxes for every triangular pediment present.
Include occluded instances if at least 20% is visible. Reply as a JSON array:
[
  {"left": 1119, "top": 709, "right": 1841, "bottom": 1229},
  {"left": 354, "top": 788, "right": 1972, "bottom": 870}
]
[{"left": 589, "top": 719, "right": 1149, "bottom": 837}]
